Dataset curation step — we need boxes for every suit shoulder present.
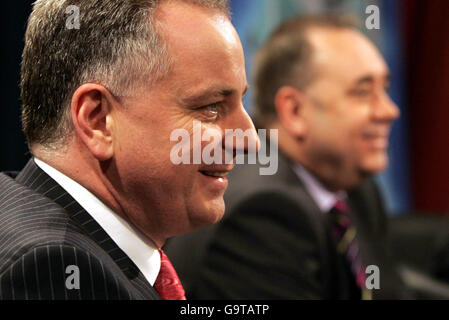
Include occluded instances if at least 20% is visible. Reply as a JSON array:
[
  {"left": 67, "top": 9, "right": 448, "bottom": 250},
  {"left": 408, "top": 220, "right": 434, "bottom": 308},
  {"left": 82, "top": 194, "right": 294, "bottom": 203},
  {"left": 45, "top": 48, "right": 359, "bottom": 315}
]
[
  {"left": 0, "top": 244, "right": 132, "bottom": 300},
  {"left": 223, "top": 188, "right": 327, "bottom": 247},
  {"left": 0, "top": 173, "right": 101, "bottom": 276}
]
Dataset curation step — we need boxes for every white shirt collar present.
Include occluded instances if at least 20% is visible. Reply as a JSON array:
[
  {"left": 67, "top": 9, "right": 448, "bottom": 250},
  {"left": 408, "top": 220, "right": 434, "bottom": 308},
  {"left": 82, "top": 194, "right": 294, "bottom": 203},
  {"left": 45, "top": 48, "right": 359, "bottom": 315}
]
[
  {"left": 34, "top": 158, "right": 161, "bottom": 286},
  {"left": 292, "top": 163, "right": 346, "bottom": 213}
]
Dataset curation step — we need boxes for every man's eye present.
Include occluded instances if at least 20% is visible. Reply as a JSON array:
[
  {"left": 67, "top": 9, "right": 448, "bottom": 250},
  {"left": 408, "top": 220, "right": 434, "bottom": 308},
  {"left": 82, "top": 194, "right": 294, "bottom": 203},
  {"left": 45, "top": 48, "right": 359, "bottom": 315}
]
[
  {"left": 201, "top": 102, "right": 222, "bottom": 119},
  {"left": 350, "top": 88, "right": 371, "bottom": 97},
  {"left": 206, "top": 103, "right": 219, "bottom": 115}
]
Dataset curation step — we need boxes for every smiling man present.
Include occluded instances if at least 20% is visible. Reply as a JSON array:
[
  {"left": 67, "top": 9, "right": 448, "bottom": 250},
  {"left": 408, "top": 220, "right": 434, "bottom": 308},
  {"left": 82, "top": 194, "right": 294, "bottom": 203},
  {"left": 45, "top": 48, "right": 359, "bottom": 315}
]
[
  {"left": 166, "top": 15, "right": 409, "bottom": 300},
  {"left": 0, "top": 0, "right": 257, "bottom": 300}
]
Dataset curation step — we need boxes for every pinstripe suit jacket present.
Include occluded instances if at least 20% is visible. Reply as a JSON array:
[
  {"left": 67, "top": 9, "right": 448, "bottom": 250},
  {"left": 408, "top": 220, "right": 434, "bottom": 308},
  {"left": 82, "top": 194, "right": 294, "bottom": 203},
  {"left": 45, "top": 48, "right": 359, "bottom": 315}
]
[{"left": 0, "top": 159, "right": 161, "bottom": 300}]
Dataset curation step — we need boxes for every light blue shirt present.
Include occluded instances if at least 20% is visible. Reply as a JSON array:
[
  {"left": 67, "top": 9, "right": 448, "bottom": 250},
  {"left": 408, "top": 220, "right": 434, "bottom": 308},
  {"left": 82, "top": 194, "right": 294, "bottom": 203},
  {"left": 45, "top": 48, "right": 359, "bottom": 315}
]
[{"left": 292, "top": 163, "right": 346, "bottom": 213}]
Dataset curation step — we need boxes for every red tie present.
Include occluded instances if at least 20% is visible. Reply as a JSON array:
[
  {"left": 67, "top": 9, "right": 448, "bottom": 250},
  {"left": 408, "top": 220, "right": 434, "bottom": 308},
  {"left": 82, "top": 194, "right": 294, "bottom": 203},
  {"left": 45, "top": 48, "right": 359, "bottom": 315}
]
[{"left": 154, "top": 249, "right": 186, "bottom": 300}]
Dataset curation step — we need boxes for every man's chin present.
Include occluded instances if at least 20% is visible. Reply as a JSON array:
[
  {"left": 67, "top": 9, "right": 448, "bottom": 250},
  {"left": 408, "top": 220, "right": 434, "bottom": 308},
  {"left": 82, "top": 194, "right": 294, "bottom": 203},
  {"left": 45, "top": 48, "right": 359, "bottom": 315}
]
[
  {"left": 360, "top": 154, "right": 389, "bottom": 176},
  {"left": 190, "top": 197, "right": 226, "bottom": 228}
]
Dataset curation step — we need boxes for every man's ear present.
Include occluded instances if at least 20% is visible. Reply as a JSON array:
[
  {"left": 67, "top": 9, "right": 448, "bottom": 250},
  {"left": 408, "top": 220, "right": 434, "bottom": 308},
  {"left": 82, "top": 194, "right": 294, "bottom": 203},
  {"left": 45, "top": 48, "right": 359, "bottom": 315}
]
[
  {"left": 274, "top": 86, "right": 308, "bottom": 139},
  {"left": 70, "top": 84, "right": 116, "bottom": 161}
]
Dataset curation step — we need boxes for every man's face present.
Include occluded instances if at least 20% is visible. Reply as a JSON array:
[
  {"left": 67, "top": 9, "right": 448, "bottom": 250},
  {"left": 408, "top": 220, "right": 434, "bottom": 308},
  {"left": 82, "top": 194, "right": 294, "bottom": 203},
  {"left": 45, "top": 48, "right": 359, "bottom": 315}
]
[
  {"left": 301, "top": 28, "right": 400, "bottom": 190},
  {"left": 109, "top": 3, "right": 256, "bottom": 243}
]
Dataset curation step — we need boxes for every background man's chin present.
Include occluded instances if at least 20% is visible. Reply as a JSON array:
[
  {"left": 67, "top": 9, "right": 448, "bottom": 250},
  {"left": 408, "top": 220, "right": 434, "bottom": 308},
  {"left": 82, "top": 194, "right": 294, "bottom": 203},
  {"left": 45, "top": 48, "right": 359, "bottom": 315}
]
[{"left": 361, "top": 151, "right": 388, "bottom": 171}]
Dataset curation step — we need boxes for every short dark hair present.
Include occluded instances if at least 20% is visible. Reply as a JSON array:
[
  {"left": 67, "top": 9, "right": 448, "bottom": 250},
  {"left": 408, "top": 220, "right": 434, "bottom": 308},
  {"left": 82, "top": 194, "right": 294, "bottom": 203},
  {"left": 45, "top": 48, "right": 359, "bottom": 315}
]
[
  {"left": 21, "top": 0, "right": 230, "bottom": 150},
  {"left": 252, "top": 14, "right": 360, "bottom": 129}
]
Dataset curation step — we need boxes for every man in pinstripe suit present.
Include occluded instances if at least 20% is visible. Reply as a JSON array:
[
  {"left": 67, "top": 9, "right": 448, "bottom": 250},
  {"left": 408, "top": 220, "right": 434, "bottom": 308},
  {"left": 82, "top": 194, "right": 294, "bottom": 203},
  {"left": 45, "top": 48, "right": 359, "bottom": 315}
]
[{"left": 0, "top": 0, "right": 257, "bottom": 299}]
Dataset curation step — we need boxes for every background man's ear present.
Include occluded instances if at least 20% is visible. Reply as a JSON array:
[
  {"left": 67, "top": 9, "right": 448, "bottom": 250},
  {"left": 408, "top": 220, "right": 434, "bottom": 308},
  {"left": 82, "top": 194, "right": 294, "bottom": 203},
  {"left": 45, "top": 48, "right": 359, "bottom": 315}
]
[
  {"left": 70, "top": 84, "right": 116, "bottom": 161},
  {"left": 274, "top": 86, "right": 308, "bottom": 139}
]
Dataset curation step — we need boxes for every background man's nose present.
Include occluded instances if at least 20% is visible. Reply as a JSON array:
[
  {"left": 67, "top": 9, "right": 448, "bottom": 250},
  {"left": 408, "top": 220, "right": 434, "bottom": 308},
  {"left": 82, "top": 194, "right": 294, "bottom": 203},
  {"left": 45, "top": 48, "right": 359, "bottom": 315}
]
[{"left": 373, "top": 92, "right": 401, "bottom": 122}]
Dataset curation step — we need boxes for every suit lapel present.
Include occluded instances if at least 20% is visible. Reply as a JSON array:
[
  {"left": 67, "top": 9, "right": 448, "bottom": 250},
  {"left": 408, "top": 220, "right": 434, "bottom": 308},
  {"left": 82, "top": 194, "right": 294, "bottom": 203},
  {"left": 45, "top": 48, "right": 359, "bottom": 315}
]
[
  {"left": 16, "top": 159, "right": 160, "bottom": 300},
  {"left": 275, "top": 153, "right": 350, "bottom": 298},
  {"left": 278, "top": 154, "right": 364, "bottom": 298}
]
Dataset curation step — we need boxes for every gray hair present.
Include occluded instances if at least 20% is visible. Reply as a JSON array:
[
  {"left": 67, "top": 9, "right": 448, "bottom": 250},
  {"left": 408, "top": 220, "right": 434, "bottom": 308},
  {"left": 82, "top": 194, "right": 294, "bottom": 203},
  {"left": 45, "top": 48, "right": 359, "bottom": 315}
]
[{"left": 21, "top": 0, "right": 230, "bottom": 150}]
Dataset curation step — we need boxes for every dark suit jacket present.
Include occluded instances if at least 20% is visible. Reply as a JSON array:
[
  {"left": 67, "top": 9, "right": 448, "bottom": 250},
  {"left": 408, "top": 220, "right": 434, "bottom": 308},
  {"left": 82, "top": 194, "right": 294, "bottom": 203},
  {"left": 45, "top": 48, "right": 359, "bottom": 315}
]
[
  {"left": 433, "top": 238, "right": 449, "bottom": 283},
  {"left": 165, "top": 152, "right": 408, "bottom": 299},
  {"left": 0, "top": 159, "right": 160, "bottom": 300}
]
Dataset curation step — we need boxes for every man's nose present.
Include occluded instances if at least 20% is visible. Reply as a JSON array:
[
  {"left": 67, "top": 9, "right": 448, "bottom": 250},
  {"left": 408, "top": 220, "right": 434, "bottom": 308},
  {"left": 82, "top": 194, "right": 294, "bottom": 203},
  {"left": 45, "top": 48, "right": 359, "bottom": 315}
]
[
  {"left": 373, "top": 91, "right": 401, "bottom": 122},
  {"left": 223, "top": 105, "right": 260, "bottom": 154}
]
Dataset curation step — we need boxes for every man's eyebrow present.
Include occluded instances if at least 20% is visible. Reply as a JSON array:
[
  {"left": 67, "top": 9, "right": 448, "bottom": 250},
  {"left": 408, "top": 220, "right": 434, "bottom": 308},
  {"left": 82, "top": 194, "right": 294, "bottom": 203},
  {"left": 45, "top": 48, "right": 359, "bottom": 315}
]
[
  {"left": 354, "top": 73, "right": 391, "bottom": 86},
  {"left": 354, "top": 75, "right": 375, "bottom": 86},
  {"left": 180, "top": 84, "right": 249, "bottom": 105}
]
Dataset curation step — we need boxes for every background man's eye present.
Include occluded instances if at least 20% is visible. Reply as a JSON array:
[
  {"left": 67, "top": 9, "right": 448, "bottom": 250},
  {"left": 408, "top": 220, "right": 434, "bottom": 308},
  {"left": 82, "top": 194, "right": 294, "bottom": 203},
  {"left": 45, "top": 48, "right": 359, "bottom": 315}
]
[{"left": 351, "top": 89, "right": 371, "bottom": 97}]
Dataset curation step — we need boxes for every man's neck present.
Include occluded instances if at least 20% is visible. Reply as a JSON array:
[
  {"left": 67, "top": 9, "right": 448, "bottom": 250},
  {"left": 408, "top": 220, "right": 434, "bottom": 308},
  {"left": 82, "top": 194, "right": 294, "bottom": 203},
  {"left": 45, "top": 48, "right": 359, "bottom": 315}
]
[
  {"left": 274, "top": 132, "right": 362, "bottom": 192},
  {"left": 33, "top": 145, "right": 128, "bottom": 226}
]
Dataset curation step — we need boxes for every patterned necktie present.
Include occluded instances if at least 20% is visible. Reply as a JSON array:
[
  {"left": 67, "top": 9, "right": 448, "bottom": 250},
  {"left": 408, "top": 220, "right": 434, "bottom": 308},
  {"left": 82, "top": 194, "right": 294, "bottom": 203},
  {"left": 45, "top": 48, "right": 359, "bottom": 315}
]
[
  {"left": 154, "top": 249, "right": 186, "bottom": 300},
  {"left": 329, "top": 200, "right": 367, "bottom": 292}
]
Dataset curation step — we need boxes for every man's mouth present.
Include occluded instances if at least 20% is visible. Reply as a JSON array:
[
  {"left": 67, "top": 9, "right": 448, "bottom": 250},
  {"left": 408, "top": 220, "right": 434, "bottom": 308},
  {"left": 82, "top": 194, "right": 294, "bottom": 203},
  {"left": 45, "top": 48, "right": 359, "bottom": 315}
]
[
  {"left": 198, "top": 166, "right": 234, "bottom": 192},
  {"left": 362, "top": 127, "right": 391, "bottom": 149},
  {"left": 362, "top": 134, "right": 389, "bottom": 149},
  {"left": 199, "top": 165, "right": 234, "bottom": 178},
  {"left": 363, "top": 133, "right": 388, "bottom": 139},
  {"left": 200, "top": 171, "right": 230, "bottom": 178},
  {"left": 362, "top": 127, "right": 391, "bottom": 139}
]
